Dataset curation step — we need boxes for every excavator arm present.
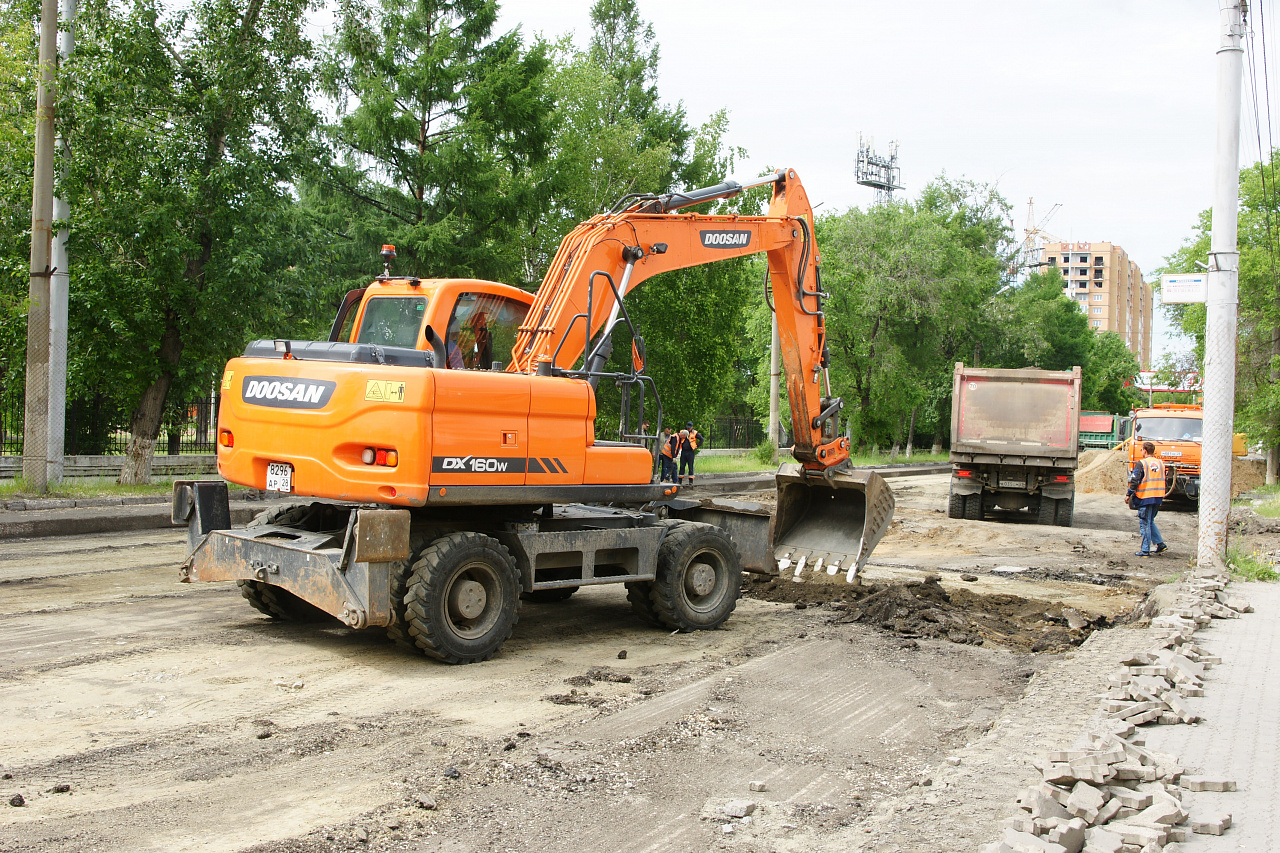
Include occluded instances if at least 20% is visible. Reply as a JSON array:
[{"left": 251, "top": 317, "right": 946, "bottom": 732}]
[
  {"left": 514, "top": 168, "right": 894, "bottom": 581},
  {"left": 511, "top": 168, "right": 847, "bottom": 469}
]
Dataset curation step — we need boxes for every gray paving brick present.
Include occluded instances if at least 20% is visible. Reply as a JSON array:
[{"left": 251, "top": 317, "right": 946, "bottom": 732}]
[{"left": 1141, "top": 581, "right": 1280, "bottom": 852}]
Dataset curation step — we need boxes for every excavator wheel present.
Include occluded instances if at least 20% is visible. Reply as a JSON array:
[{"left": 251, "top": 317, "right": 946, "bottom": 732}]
[
  {"left": 385, "top": 526, "right": 452, "bottom": 650},
  {"left": 238, "top": 580, "right": 335, "bottom": 623},
  {"left": 1055, "top": 495, "right": 1075, "bottom": 528},
  {"left": 947, "top": 488, "right": 965, "bottom": 519},
  {"left": 521, "top": 587, "right": 579, "bottom": 603},
  {"left": 626, "top": 582, "right": 661, "bottom": 626},
  {"left": 239, "top": 503, "right": 338, "bottom": 623},
  {"left": 1037, "top": 496, "right": 1058, "bottom": 525},
  {"left": 402, "top": 532, "right": 520, "bottom": 664},
  {"left": 650, "top": 521, "right": 741, "bottom": 632},
  {"left": 963, "top": 493, "right": 984, "bottom": 521}
]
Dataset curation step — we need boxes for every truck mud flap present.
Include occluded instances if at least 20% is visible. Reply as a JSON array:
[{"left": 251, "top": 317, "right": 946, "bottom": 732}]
[{"left": 773, "top": 464, "right": 896, "bottom": 583}]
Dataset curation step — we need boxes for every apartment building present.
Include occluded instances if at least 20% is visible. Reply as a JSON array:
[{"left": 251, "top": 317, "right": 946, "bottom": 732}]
[{"left": 1040, "top": 241, "right": 1153, "bottom": 369}]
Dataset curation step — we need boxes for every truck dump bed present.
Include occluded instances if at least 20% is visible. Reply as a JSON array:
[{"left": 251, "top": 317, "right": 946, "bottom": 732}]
[{"left": 950, "top": 364, "right": 1081, "bottom": 463}]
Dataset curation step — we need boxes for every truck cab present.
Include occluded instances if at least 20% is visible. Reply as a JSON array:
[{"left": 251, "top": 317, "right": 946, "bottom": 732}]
[{"left": 1127, "top": 404, "right": 1202, "bottom": 502}]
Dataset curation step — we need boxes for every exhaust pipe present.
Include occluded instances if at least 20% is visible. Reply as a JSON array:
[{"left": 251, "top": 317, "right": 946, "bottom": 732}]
[{"left": 773, "top": 463, "right": 896, "bottom": 583}]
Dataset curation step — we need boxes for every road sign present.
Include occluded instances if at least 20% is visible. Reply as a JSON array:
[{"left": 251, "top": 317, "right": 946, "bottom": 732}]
[{"left": 1160, "top": 273, "right": 1207, "bottom": 304}]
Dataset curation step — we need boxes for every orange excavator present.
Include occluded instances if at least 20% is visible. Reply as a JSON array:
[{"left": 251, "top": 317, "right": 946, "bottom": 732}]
[{"left": 174, "top": 168, "right": 896, "bottom": 663}]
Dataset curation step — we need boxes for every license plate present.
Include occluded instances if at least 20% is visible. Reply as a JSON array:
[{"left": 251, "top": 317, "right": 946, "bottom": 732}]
[
  {"left": 1161, "top": 451, "right": 1182, "bottom": 458},
  {"left": 266, "top": 462, "right": 293, "bottom": 493},
  {"left": 999, "top": 479, "right": 1024, "bottom": 488}
]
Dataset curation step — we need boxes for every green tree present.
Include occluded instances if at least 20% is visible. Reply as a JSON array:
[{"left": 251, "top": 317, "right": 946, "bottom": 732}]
[
  {"left": 63, "top": 0, "right": 322, "bottom": 482},
  {"left": 0, "top": 1, "right": 37, "bottom": 412},
  {"left": 1161, "top": 155, "right": 1280, "bottom": 470},
  {"left": 1082, "top": 331, "right": 1141, "bottom": 413},
  {"left": 311, "top": 0, "right": 553, "bottom": 291}
]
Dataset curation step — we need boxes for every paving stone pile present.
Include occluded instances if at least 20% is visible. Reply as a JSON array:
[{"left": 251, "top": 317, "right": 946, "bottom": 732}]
[{"left": 981, "top": 568, "right": 1251, "bottom": 853}]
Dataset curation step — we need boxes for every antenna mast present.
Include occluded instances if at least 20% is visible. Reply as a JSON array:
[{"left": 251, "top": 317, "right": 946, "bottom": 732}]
[{"left": 855, "top": 134, "right": 903, "bottom": 205}]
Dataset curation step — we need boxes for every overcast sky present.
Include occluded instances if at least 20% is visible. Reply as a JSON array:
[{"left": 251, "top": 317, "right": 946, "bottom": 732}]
[{"left": 495, "top": 0, "right": 1252, "bottom": 362}]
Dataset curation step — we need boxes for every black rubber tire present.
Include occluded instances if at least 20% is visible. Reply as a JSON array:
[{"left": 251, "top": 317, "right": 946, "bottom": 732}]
[
  {"left": 947, "top": 488, "right": 965, "bottom": 519},
  {"left": 1055, "top": 494, "right": 1075, "bottom": 527},
  {"left": 246, "top": 502, "right": 313, "bottom": 529},
  {"left": 963, "top": 492, "right": 984, "bottom": 521},
  {"left": 385, "top": 526, "right": 449, "bottom": 651},
  {"left": 240, "top": 503, "right": 337, "bottom": 623},
  {"left": 649, "top": 521, "right": 742, "bottom": 632},
  {"left": 521, "top": 586, "right": 579, "bottom": 603},
  {"left": 626, "top": 582, "right": 661, "bottom": 626},
  {"left": 402, "top": 532, "right": 520, "bottom": 664},
  {"left": 238, "top": 580, "right": 336, "bottom": 623},
  {"left": 1037, "top": 495, "right": 1058, "bottom": 525}
]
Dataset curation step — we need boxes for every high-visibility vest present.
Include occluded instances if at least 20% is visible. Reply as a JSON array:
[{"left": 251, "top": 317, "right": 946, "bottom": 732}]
[
  {"left": 660, "top": 437, "right": 675, "bottom": 458},
  {"left": 1134, "top": 457, "right": 1167, "bottom": 501},
  {"left": 687, "top": 430, "right": 700, "bottom": 451}
]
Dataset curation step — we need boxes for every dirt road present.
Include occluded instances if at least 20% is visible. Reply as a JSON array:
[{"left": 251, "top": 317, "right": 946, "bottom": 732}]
[{"left": 0, "top": 475, "right": 1210, "bottom": 852}]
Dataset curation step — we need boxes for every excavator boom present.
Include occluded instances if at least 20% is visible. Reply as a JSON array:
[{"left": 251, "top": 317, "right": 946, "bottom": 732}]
[{"left": 512, "top": 168, "right": 894, "bottom": 579}]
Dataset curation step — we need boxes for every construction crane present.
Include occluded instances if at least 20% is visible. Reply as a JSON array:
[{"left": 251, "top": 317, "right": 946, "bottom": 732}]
[{"left": 1010, "top": 197, "right": 1062, "bottom": 278}]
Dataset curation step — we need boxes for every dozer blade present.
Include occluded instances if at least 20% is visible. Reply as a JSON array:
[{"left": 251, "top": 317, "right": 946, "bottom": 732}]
[{"left": 773, "top": 463, "right": 896, "bottom": 583}]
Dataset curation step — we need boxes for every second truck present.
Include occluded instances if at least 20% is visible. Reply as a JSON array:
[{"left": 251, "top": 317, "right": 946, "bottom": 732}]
[
  {"left": 174, "top": 169, "right": 896, "bottom": 664},
  {"left": 947, "top": 363, "right": 1082, "bottom": 526}
]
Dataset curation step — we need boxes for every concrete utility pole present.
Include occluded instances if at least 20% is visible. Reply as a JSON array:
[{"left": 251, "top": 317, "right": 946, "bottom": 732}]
[
  {"left": 1199, "top": 0, "right": 1245, "bottom": 566},
  {"left": 47, "top": 0, "right": 76, "bottom": 484},
  {"left": 22, "top": 0, "right": 59, "bottom": 492}
]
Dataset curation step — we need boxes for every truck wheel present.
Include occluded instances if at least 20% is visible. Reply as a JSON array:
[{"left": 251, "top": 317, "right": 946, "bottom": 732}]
[
  {"left": 521, "top": 586, "right": 579, "bottom": 603},
  {"left": 963, "top": 493, "right": 984, "bottom": 521},
  {"left": 947, "top": 489, "right": 965, "bottom": 519},
  {"left": 626, "top": 582, "right": 661, "bottom": 626},
  {"left": 650, "top": 522, "right": 742, "bottom": 632},
  {"left": 402, "top": 532, "right": 520, "bottom": 664},
  {"left": 1037, "top": 496, "right": 1057, "bottom": 525},
  {"left": 238, "top": 580, "right": 335, "bottom": 623},
  {"left": 1055, "top": 495, "right": 1075, "bottom": 527}
]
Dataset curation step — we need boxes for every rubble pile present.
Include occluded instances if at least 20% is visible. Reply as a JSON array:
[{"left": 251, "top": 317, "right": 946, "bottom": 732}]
[{"left": 982, "top": 569, "right": 1251, "bottom": 853}]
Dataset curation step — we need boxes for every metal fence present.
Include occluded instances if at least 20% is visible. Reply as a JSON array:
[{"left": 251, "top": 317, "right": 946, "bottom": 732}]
[
  {"left": 0, "top": 396, "right": 219, "bottom": 456},
  {"left": 705, "top": 417, "right": 764, "bottom": 450}
]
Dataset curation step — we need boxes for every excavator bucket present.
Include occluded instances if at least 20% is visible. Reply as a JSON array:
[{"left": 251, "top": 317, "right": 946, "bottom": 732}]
[{"left": 773, "top": 463, "right": 896, "bottom": 583}]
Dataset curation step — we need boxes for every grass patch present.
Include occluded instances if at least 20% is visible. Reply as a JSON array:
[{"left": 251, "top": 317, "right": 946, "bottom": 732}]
[
  {"left": 0, "top": 477, "right": 182, "bottom": 500},
  {"left": 1226, "top": 546, "right": 1280, "bottom": 582},
  {"left": 692, "top": 450, "right": 950, "bottom": 475}
]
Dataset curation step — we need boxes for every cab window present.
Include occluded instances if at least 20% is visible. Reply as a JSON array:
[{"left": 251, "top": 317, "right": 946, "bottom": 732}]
[
  {"left": 356, "top": 297, "right": 427, "bottom": 349},
  {"left": 445, "top": 292, "right": 530, "bottom": 370},
  {"left": 1134, "top": 417, "right": 1202, "bottom": 442}
]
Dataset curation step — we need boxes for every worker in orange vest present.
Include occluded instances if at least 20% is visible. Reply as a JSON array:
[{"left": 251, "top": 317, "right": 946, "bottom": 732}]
[
  {"left": 677, "top": 422, "right": 700, "bottom": 486},
  {"left": 1125, "top": 441, "right": 1168, "bottom": 557},
  {"left": 658, "top": 427, "right": 677, "bottom": 483}
]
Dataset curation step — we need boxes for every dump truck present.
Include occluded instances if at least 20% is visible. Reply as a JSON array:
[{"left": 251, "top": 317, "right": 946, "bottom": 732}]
[
  {"left": 1079, "top": 410, "right": 1122, "bottom": 449},
  {"left": 1127, "top": 404, "right": 1203, "bottom": 502},
  {"left": 947, "top": 363, "right": 1081, "bottom": 526},
  {"left": 173, "top": 168, "right": 896, "bottom": 664}
]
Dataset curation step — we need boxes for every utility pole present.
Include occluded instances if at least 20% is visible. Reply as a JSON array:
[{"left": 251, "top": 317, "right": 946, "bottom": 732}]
[
  {"left": 47, "top": 0, "right": 76, "bottom": 484},
  {"left": 1199, "top": 0, "right": 1245, "bottom": 566},
  {"left": 22, "top": 0, "right": 59, "bottom": 492}
]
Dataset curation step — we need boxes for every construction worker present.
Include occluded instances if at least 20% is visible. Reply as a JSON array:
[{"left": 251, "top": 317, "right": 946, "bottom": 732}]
[
  {"left": 1125, "top": 441, "right": 1168, "bottom": 557},
  {"left": 658, "top": 427, "right": 677, "bottom": 483},
  {"left": 678, "top": 423, "right": 699, "bottom": 486}
]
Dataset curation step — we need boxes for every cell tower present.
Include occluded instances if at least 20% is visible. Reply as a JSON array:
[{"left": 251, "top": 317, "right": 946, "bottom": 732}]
[{"left": 855, "top": 134, "right": 903, "bottom": 204}]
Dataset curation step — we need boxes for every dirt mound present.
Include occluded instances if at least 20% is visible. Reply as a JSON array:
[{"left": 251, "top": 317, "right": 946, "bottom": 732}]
[
  {"left": 1232, "top": 458, "right": 1266, "bottom": 496},
  {"left": 1076, "top": 447, "right": 1129, "bottom": 495},
  {"left": 743, "top": 575, "right": 1106, "bottom": 653}
]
